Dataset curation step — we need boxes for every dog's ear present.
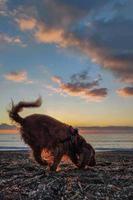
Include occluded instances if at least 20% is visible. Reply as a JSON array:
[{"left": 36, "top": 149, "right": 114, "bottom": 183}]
[
  {"left": 74, "top": 128, "right": 78, "bottom": 134},
  {"left": 69, "top": 126, "right": 78, "bottom": 135}
]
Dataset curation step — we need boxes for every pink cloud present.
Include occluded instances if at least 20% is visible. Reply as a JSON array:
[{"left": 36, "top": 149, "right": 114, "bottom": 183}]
[
  {"left": 48, "top": 73, "right": 108, "bottom": 102},
  {"left": 117, "top": 86, "right": 133, "bottom": 97},
  {"left": 51, "top": 76, "right": 62, "bottom": 84},
  {"left": 4, "top": 70, "right": 32, "bottom": 83}
]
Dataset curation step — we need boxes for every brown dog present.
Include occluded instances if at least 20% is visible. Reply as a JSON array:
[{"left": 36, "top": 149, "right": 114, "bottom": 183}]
[{"left": 9, "top": 97, "right": 96, "bottom": 171}]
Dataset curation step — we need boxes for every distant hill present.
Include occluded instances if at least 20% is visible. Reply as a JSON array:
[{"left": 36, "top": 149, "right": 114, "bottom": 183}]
[
  {"left": 0, "top": 123, "right": 133, "bottom": 131},
  {"left": 0, "top": 123, "right": 17, "bottom": 130},
  {"left": 78, "top": 126, "right": 133, "bottom": 130}
]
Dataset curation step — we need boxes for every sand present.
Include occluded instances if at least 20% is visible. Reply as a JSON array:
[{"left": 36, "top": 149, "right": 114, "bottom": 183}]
[{"left": 0, "top": 151, "right": 133, "bottom": 200}]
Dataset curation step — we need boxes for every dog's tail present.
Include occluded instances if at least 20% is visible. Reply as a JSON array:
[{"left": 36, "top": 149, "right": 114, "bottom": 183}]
[{"left": 8, "top": 97, "right": 42, "bottom": 125}]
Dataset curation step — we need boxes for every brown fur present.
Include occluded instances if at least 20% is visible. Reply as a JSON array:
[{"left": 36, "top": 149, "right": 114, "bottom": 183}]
[
  {"left": 73, "top": 134, "right": 96, "bottom": 168},
  {"left": 9, "top": 97, "right": 96, "bottom": 171}
]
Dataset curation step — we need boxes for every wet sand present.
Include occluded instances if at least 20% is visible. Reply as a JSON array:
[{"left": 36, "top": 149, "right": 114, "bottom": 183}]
[{"left": 0, "top": 151, "right": 133, "bottom": 200}]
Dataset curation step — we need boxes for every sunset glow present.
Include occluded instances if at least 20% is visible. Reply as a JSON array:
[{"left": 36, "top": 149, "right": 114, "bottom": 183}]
[{"left": 0, "top": 0, "right": 133, "bottom": 127}]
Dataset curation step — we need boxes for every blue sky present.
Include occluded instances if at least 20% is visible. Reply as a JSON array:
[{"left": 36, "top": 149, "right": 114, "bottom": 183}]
[{"left": 0, "top": 0, "right": 133, "bottom": 126}]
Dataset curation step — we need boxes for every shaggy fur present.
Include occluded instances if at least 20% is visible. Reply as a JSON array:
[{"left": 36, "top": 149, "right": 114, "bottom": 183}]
[{"left": 9, "top": 97, "right": 96, "bottom": 171}]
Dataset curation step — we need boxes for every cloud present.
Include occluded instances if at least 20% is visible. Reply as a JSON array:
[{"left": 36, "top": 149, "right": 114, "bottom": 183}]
[
  {"left": 12, "top": 0, "right": 133, "bottom": 84},
  {"left": 15, "top": 16, "right": 66, "bottom": 45},
  {"left": 16, "top": 18, "right": 36, "bottom": 31},
  {"left": 66, "top": 19, "right": 133, "bottom": 84},
  {"left": 34, "top": 24, "right": 64, "bottom": 44},
  {"left": 0, "top": 0, "right": 7, "bottom": 16},
  {"left": 51, "top": 76, "right": 62, "bottom": 84},
  {"left": 0, "top": 33, "right": 25, "bottom": 46},
  {"left": 13, "top": 0, "right": 107, "bottom": 45},
  {"left": 49, "top": 71, "right": 108, "bottom": 101},
  {"left": 4, "top": 70, "right": 32, "bottom": 83},
  {"left": 117, "top": 86, "right": 133, "bottom": 97},
  {"left": 35, "top": 0, "right": 107, "bottom": 29}
]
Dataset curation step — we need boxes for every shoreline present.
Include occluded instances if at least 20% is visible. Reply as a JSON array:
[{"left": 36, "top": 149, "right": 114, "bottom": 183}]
[{"left": 0, "top": 146, "right": 133, "bottom": 152}]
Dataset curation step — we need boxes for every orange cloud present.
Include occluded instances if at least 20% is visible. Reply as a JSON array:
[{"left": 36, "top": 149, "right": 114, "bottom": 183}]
[
  {"left": 34, "top": 24, "right": 64, "bottom": 44},
  {"left": 16, "top": 17, "right": 66, "bottom": 45},
  {"left": 117, "top": 86, "right": 133, "bottom": 97},
  {"left": 4, "top": 71, "right": 31, "bottom": 83},
  {"left": 16, "top": 18, "right": 36, "bottom": 31}
]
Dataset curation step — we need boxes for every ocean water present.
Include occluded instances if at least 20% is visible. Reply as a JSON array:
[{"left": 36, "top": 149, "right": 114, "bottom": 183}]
[{"left": 0, "top": 128, "right": 133, "bottom": 151}]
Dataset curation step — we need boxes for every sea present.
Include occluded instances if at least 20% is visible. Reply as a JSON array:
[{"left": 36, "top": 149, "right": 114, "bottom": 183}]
[{"left": 0, "top": 128, "right": 133, "bottom": 152}]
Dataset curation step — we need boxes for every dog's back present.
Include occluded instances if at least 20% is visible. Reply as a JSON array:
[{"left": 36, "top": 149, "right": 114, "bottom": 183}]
[{"left": 23, "top": 113, "right": 70, "bottom": 144}]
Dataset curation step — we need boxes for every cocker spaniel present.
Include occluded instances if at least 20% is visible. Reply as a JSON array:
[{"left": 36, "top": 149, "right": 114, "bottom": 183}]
[{"left": 9, "top": 97, "right": 96, "bottom": 171}]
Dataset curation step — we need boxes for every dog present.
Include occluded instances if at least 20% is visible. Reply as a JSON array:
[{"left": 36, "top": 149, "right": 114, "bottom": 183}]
[{"left": 9, "top": 97, "right": 96, "bottom": 171}]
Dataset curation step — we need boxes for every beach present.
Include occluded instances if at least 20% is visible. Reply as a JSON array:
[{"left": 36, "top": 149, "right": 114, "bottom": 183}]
[{"left": 0, "top": 151, "right": 133, "bottom": 200}]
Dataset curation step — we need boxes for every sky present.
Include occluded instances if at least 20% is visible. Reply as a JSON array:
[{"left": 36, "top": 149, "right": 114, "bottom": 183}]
[{"left": 0, "top": 0, "right": 133, "bottom": 126}]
